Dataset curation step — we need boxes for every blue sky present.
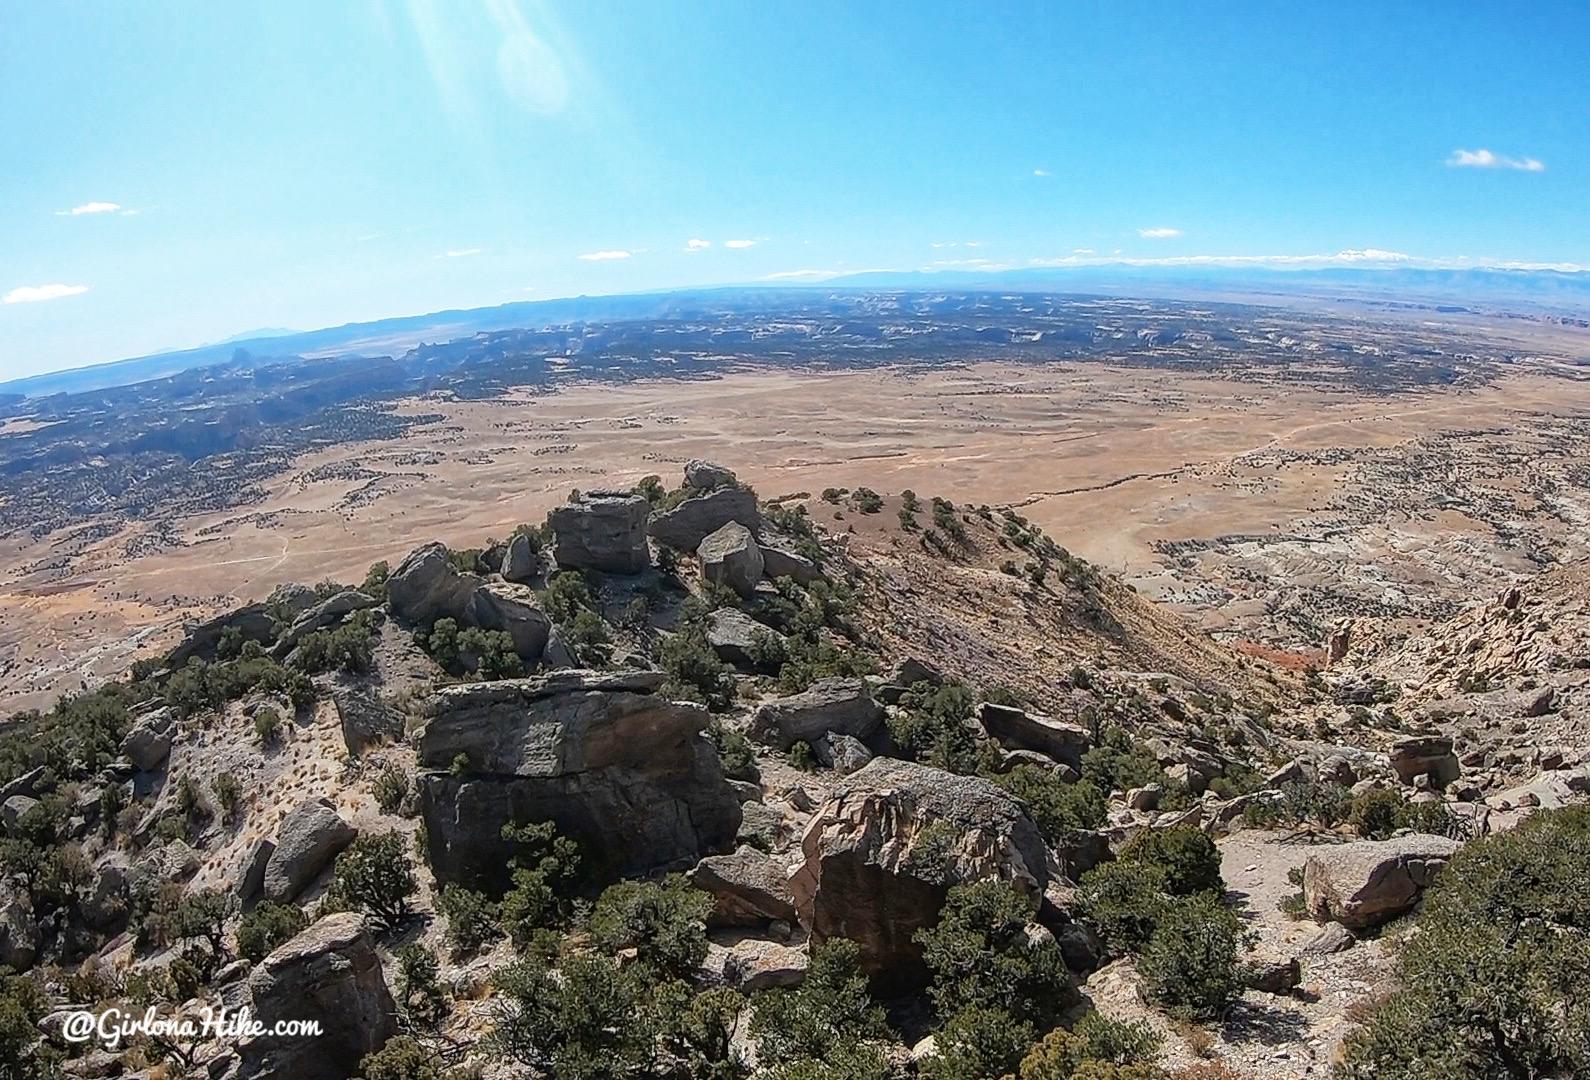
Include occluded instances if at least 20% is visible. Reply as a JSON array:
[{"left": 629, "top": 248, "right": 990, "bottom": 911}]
[{"left": 2, "top": 1, "right": 1586, "bottom": 379}]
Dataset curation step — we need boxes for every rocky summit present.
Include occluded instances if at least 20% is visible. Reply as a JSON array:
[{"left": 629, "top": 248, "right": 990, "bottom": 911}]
[{"left": 4, "top": 459, "right": 1590, "bottom": 1080}]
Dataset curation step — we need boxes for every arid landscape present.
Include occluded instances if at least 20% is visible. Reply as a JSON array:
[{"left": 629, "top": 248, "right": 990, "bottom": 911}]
[{"left": 4, "top": 299, "right": 1588, "bottom": 714}]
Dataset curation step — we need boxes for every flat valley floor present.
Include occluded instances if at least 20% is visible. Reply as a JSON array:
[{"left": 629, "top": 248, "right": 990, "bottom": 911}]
[{"left": 4, "top": 357, "right": 1589, "bottom": 712}]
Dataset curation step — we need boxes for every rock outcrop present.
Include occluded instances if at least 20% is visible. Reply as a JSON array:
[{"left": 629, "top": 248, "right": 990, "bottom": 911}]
[
  {"left": 1388, "top": 734, "right": 1460, "bottom": 789},
  {"left": 262, "top": 799, "right": 357, "bottom": 903},
  {"left": 547, "top": 491, "right": 652, "bottom": 574},
  {"left": 650, "top": 486, "right": 761, "bottom": 550},
  {"left": 789, "top": 757, "right": 1051, "bottom": 988},
  {"left": 240, "top": 913, "right": 397, "bottom": 1080},
  {"left": 1302, "top": 834, "right": 1461, "bottom": 929},
  {"left": 689, "top": 848, "right": 799, "bottom": 927},
  {"left": 699, "top": 521, "right": 764, "bottom": 597},
  {"left": 417, "top": 671, "right": 741, "bottom": 889},
  {"left": 270, "top": 589, "right": 379, "bottom": 660},
  {"left": 706, "top": 608, "right": 784, "bottom": 669},
  {"left": 761, "top": 540, "right": 823, "bottom": 585},
  {"left": 978, "top": 702, "right": 1091, "bottom": 770},
  {"left": 749, "top": 678, "right": 884, "bottom": 751},
  {"left": 120, "top": 708, "right": 175, "bottom": 772},
  {"left": 387, "top": 543, "right": 552, "bottom": 660},
  {"left": 500, "top": 530, "right": 540, "bottom": 583},
  {"left": 684, "top": 460, "right": 739, "bottom": 491},
  {"left": 165, "top": 603, "right": 276, "bottom": 667},
  {"left": 332, "top": 688, "right": 402, "bottom": 756}
]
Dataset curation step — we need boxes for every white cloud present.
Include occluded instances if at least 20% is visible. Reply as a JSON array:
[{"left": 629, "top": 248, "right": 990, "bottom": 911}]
[
  {"left": 441, "top": 247, "right": 482, "bottom": 258},
  {"left": 4, "top": 283, "right": 89, "bottom": 304},
  {"left": 1138, "top": 227, "right": 1182, "bottom": 239},
  {"left": 685, "top": 238, "right": 711, "bottom": 251},
  {"left": 1072, "top": 248, "right": 1095, "bottom": 255},
  {"left": 1024, "top": 248, "right": 1416, "bottom": 269},
  {"left": 579, "top": 249, "right": 632, "bottom": 261},
  {"left": 761, "top": 268, "right": 839, "bottom": 281},
  {"left": 724, "top": 239, "right": 757, "bottom": 249},
  {"left": 56, "top": 201, "right": 122, "bottom": 216},
  {"left": 1447, "top": 148, "right": 1544, "bottom": 172},
  {"left": 1032, "top": 168, "right": 1051, "bottom": 177}
]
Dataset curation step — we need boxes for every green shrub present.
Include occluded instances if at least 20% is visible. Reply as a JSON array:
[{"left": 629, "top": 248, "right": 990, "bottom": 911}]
[
  {"left": 211, "top": 772, "right": 242, "bottom": 823},
  {"left": 1137, "top": 892, "right": 1251, "bottom": 1020},
  {"left": 498, "top": 820, "right": 581, "bottom": 945},
  {"left": 1348, "top": 787, "right": 1404, "bottom": 839},
  {"left": 924, "top": 1005, "right": 1036, "bottom": 1080},
  {"left": 708, "top": 719, "right": 758, "bottom": 780},
  {"left": 253, "top": 707, "right": 282, "bottom": 747},
  {"left": 1080, "top": 734, "right": 1167, "bottom": 793},
  {"left": 887, "top": 680, "right": 990, "bottom": 776},
  {"left": 589, "top": 875, "right": 713, "bottom": 980},
  {"left": 358, "top": 1034, "right": 444, "bottom": 1080},
  {"left": 539, "top": 570, "right": 596, "bottom": 624},
  {"left": 486, "top": 952, "right": 661, "bottom": 1077},
  {"left": 660, "top": 625, "right": 737, "bottom": 710},
  {"left": 395, "top": 944, "right": 446, "bottom": 1027},
  {"left": 751, "top": 939, "right": 891, "bottom": 1071},
  {"left": 787, "top": 740, "right": 816, "bottom": 771},
  {"left": 1118, "top": 826, "right": 1223, "bottom": 897},
  {"left": 1018, "top": 1012, "right": 1163, "bottom": 1079},
  {"left": 372, "top": 766, "right": 410, "bottom": 816},
  {"left": 1077, "top": 860, "right": 1172, "bottom": 955},
  {"left": 1338, "top": 805, "right": 1590, "bottom": 1079},
  {"left": 290, "top": 611, "right": 378, "bottom": 674},
  {"left": 236, "top": 902, "right": 308, "bottom": 962},
  {"left": 917, "top": 879, "right": 1073, "bottom": 1023},
  {"left": 436, "top": 883, "right": 499, "bottom": 954},
  {"left": 325, "top": 832, "right": 416, "bottom": 929},
  {"left": 994, "top": 767, "right": 1107, "bottom": 846}
]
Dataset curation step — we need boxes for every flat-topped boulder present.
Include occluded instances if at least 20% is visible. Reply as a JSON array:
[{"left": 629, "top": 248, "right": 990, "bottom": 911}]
[
  {"left": 1303, "top": 833, "right": 1461, "bottom": 929},
  {"left": 1388, "top": 734, "right": 1460, "bottom": 789},
  {"left": 240, "top": 913, "right": 397, "bottom": 1080},
  {"left": 707, "top": 607, "right": 785, "bottom": 669},
  {"left": 749, "top": 677, "right": 883, "bottom": 751},
  {"left": 760, "top": 540, "right": 823, "bottom": 585},
  {"left": 501, "top": 530, "right": 540, "bottom": 583},
  {"left": 417, "top": 671, "right": 741, "bottom": 888},
  {"left": 547, "top": 491, "right": 652, "bottom": 573},
  {"left": 689, "top": 848, "right": 799, "bottom": 927},
  {"left": 789, "top": 757, "right": 1051, "bottom": 988},
  {"left": 699, "top": 521, "right": 764, "bottom": 597},
  {"left": 978, "top": 702, "right": 1091, "bottom": 770},
  {"left": 650, "top": 486, "right": 761, "bottom": 550}
]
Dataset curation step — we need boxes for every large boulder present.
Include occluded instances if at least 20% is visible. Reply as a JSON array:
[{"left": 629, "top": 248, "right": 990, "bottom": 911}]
[
  {"left": 388, "top": 546, "right": 552, "bottom": 661},
  {"left": 689, "top": 848, "right": 799, "bottom": 928},
  {"left": 417, "top": 671, "right": 741, "bottom": 890},
  {"left": 0, "top": 889, "right": 38, "bottom": 971},
  {"left": 1302, "top": 834, "right": 1462, "bottom": 929},
  {"left": 240, "top": 913, "right": 397, "bottom": 1080},
  {"left": 699, "top": 522, "right": 764, "bottom": 597},
  {"left": 684, "top": 460, "right": 739, "bottom": 491},
  {"left": 501, "top": 531, "right": 540, "bottom": 583},
  {"left": 1388, "top": 734, "right": 1460, "bottom": 789},
  {"left": 82, "top": 854, "right": 132, "bottom": 931},
  {"left": 165, "top": 603, "right": 276, "bottom": 667},
  {"left": 547, "top": 491, "right": 652, "bottom": 574},
  {"left": 271, "top": 589, "right": 380, "bottom": 659},
  {"left": 332, "top": 688, "right": 403, "bottom": 756},
  {"left": 760, "top": 540, "right": 823, "bottom": 585},
  {"left": 749, "top": 678, "right": 883, "bottom": 751},
  {"left": 650, "top": 487, "right": 761, "bottom": 550},
  {"left": 789, "top": 758, "right": 1051, "bottom": 988},
  {"left": 706, "top": 608, "right": 785, "bottom": 669},
  {"left": 978, "top": 703, "right": 1091, "bottom": 771},
  {"left": 463, "top": 581, "right": 552, "bottom": 660},
  {"left": 120, "top": 708, "right": 175, "bottom": 772},
  {"left": 262, "top": 799, "right": 357, "bottom": 903}
]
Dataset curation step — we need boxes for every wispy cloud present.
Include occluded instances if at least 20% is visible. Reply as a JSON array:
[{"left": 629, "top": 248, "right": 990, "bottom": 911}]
[
  {"left": 4, "top": 283, "right": 89, "bottom": 304},
  {"left": 723, "top": 239, "right": 758, "bottom": 249},
  {"left": 1032, "top": 168, "right": 1051, "bottom": 177},
  {"left": 56, "top": 201, "right": 122, "bottom": 216},
  {"left": 761, "top": 269, "right": 838, "bottom": 281},
  {"left": 440, "top": 247, "right": 483, "bottom": 258},
  {"left": 1026, "top": 248, "right": 1415, "bottom": 268},
  {"left": 1447, "top": 148, "right": 1544, "bottom": 172},
  {"left": 1138, "top": 227, "right": 1182, "bottom": 239},
  {"left": 1072, "top": 248, "right": 1095, "bottom": 255},
  {"left": 579, "top": 249, "right": 632, "bottom": 261},
  {"left": 685, "top": 238, "right": 711, "bottom": 251}
]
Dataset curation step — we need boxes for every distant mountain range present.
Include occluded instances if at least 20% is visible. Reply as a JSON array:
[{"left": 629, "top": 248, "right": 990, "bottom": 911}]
[{"left": 5, "top": 264, "right": 1586, "bottom": 399}]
